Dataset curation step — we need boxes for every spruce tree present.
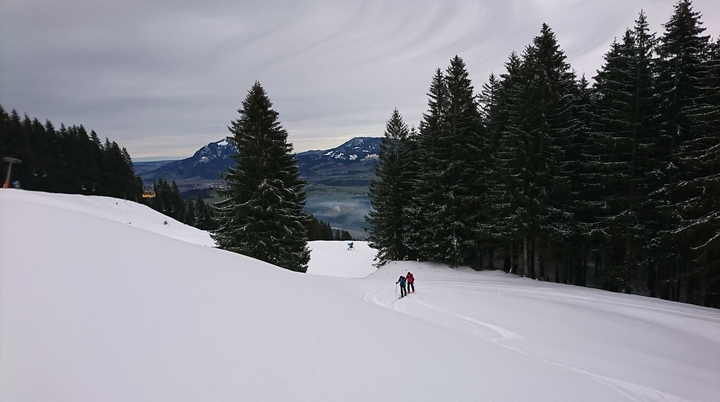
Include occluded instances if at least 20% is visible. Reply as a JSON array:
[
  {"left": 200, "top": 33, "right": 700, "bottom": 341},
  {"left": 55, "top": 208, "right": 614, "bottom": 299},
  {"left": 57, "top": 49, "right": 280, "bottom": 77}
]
[
  {"left": 103, "top": 140, "right": 139, "bottom": 199},
  {"left": 320, "top": 221, "right": 334, "bottom": 240},
  {"left": 492, "top": 26, "right": 578, "bottom": 279},
  {"left": 404, "top": 69, "right": 450, "bottom": 261},
  {"left": 366, "top": 108, "right": 411, "bottom": 266},
  {"left": 443, "top": 56, "right": 487, "bottom": 267},
  {"left": 194, "top": 195, "right": 216, "bottom": 230},
  {"left": 684, "top": 37, "right": 720, "bottom": 305},
  {"left": 407, "top": 57, "right": 484, "bottom": 266},
  {"left": 478, "top": 71, "right": 516, "bottom": 271},
  {"left": 489, "top": 52, "right": 535, "bottom": 276},
  {"left": 184, "top": 200, "right": 197, "bottom": 226},
  {"left": 588, "top": 12, "right": 660, "bottom": 293},
  {"left": 212, "top": 82, "right": 310, "bottom": 272},
  {"left": 651, "top": 0, "right": 718, "bottom": 301},
  {"left": 565, "top": 74, "right": 594, "bottom": 286},
  {"left": 306, "top": 215, "right": 322, "bottom": 241},
  {"left": 525, "top": 24, "right": 577, "bottom": 279},
  {"left": 397, "top": 127, "right": 422, "bottom": 261},
  {"left": 478, "top": 73, "right": 505, "bottom": 159}
]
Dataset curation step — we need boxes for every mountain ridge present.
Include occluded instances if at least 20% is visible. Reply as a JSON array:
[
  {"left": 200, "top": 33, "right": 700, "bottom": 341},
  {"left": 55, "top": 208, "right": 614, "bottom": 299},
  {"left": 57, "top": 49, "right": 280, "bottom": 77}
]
[{"left": 136, "top": 136, "right": 381, "bottom": 192}]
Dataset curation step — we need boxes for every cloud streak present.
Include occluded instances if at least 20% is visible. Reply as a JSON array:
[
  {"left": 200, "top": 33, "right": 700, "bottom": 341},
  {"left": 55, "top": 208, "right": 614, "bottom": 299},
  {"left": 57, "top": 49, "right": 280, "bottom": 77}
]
[{"left": 1, "top": 0, "right": 718, "bottom": 160}]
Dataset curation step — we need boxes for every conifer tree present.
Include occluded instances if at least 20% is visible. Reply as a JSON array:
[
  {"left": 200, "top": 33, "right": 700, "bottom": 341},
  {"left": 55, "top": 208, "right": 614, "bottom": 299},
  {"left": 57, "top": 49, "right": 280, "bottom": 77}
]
[
  {"left": 366, "top": 108, "right": 412, "bottom": 266},
  {"left": 184, "top": 200, "right": 196, "bottom": 225},
  {"left": 397, "top": 127, "right": 422, "bottom": 261},
  {"left": 443, "top": 56, "right": 487, "bottom": 266},
  {"left": 488, "top": 52, "right": 535, "bottom": 276},
  {"left": 478, "top": 71, "right": 515, "bottom": 271},
  {"left": 404, "top": 69, "right": 450, "bottom": 261},
  {"left": 320, "top": 221, "right": 334, "bottom": 240},
  {"left": 491, "top": 26, "right": 577, "bottom": 278},
  {"left": 212, "top": 82, "right": 310, "bottom": 272},
  {"left": 652, "top": 0, "right": 715, "bottom": 302},
  {"left": 525, "top": 24, "right": 578, "bottom": 279},
  {"left": 478, "top": 73, "right": 505, "bottom": 158},
  {"left": 306, "top": 215, "right": 323, "bottom": 241},
  {"left": 683, "top": 37, "right": 720, "bottom": 303},
  {"left": 408, "top": 57, "right": 484, "bottom": 266},
  {"left": 564, "top": 75, "right": 594, "bottom": 286},
  {"left": 194, "top": 195, "right": 216, "bottom": 230},
  {"left": 589, "top": 12, "right": 660, "bottom": 292}
]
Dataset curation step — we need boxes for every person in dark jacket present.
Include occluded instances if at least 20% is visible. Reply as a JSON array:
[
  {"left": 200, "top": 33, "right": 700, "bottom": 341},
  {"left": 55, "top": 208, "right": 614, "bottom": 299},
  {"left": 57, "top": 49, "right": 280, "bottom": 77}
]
[
  {"left": 406, "top": 272, "right": 415, "bottom": 294},
  {"left": 396, "top": 275, "right": 407, "bottom": 298}
]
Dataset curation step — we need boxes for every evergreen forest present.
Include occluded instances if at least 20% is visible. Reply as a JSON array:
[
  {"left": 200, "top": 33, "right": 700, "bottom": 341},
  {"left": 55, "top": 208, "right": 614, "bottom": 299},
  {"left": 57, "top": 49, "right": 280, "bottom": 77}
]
[
  {"left": 367, "top": 1, "right": 719, "bottom": 307},
  {"left": 0, "top": 105, "right": 141, "bottom": 199},
  {"left": 0, "top": 106, "right": 217, "bottom": 231}
]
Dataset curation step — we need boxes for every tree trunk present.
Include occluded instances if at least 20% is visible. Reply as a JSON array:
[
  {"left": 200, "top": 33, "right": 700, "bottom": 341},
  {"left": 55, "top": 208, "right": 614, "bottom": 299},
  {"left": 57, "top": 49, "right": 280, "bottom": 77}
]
[
  {"left": 523, "top": 236, "right": 529, "bottom": 277},
  {"left": 506, "top": 243, "right": 513, "bottom": 274},
  {"left": 534, "top": 234, "right": 541, "bottom": 280}
]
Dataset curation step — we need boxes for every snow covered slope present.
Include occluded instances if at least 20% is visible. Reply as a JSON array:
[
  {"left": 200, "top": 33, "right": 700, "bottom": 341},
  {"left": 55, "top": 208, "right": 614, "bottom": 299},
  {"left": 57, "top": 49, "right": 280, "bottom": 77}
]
[{"left": 1, "top": 190, "right": 718, "bottom": 402}]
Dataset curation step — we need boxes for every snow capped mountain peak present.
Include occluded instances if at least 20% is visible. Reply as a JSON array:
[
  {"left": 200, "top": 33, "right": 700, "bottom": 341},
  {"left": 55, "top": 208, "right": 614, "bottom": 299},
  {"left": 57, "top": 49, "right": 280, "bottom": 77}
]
[
  {"left": 192, "top": 139, "right": 237, "bottom": 161},
  {"left": 315, "top": 137, "right": 381, "bottom": 162}
]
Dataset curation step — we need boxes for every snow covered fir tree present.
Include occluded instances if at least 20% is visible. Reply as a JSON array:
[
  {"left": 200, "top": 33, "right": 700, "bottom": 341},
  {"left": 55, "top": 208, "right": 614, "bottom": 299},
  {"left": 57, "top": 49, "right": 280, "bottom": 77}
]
[
  {"left": 212, "top": 82, "right": 311, "bottom": 272},
  {"left": 366, "top": 0, "right": 719, "bottom": 307}
]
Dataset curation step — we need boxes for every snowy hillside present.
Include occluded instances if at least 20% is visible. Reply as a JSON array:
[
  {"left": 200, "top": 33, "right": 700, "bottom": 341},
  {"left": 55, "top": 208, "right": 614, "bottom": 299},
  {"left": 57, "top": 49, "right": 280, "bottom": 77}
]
[{"left": 1, "top": 190, "right": 718, "bottom": 402}]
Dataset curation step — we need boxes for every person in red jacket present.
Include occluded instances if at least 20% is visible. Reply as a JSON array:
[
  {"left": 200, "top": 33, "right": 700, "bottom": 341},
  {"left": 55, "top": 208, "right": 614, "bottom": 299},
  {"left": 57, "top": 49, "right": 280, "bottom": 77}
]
[{"left": 406, "top": 272, "right": 415, "bottom": 294}]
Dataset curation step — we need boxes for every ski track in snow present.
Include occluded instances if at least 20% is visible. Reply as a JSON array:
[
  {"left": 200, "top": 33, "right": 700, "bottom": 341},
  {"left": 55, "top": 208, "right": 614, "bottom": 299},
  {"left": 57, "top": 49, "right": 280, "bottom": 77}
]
[
  {"left": 500, "top": 344, "right": 702, "bottom": 402},
  {"left": 410, "top": 286, "right": 522, "bottom": 342},
  {"left": 363, "top": 279, "right": 701, "bottom": 402},
  {"left": 433, "top": 279, "right": 717, "bottom": 322},
  {"left": 363, "top": 284, "right": 521, "bottom": 342}
]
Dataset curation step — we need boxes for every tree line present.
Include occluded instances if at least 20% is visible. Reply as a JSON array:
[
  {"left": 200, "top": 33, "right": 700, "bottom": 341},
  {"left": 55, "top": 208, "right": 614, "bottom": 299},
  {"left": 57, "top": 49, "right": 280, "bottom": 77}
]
[
  {"left": 367, "top": 0, "right": 719, "bottom": 307},
  {"left": 307, "top": 216, "right": 353, "bottom": 241},
  {"left": 145, "top": 179, "right": 218, "bottom": 230},
  {"left": 0, "top": 106, "right": 222, "bottom": 231},
  {"left": 0, "top": 105, "right": 142, "bottom": 199}
]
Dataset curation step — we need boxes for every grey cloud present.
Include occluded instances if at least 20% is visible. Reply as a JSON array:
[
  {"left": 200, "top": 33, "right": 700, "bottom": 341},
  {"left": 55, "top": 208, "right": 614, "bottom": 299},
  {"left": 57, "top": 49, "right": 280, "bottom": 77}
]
[{"left": 1, "top": 0, "right": 718, "bottom": 160}]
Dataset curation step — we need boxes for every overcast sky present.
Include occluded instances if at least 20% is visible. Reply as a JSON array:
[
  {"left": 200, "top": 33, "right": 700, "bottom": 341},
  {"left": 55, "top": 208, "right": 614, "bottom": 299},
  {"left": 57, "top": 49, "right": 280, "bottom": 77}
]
[{"left": 1, "top": 0, "right": 718, "bottom": 161}]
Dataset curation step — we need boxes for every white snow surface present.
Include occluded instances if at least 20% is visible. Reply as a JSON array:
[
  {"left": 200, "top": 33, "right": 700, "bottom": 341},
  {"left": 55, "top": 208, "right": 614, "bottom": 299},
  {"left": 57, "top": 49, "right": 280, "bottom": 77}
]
[{"left": 1, "top": 190, "right": 719, "bottom": 402}]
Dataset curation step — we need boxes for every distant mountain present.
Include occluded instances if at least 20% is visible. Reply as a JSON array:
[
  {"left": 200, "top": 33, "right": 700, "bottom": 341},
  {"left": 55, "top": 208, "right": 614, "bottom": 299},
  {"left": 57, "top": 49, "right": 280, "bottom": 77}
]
[
  {"left": 297, "top": 137, "right": 380, "bottom": 187},
  {"left": 135, "top": 137, "right": 381, "bottom": 237},
  {"left": 297, "top": 136, "right": 381, "bottom": 169},
  {"left": 136, "top": 137, "right": 381, "bottom": 192},
  {"left": 136, "top": 139, "right": 238, "bottom": 188}
]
